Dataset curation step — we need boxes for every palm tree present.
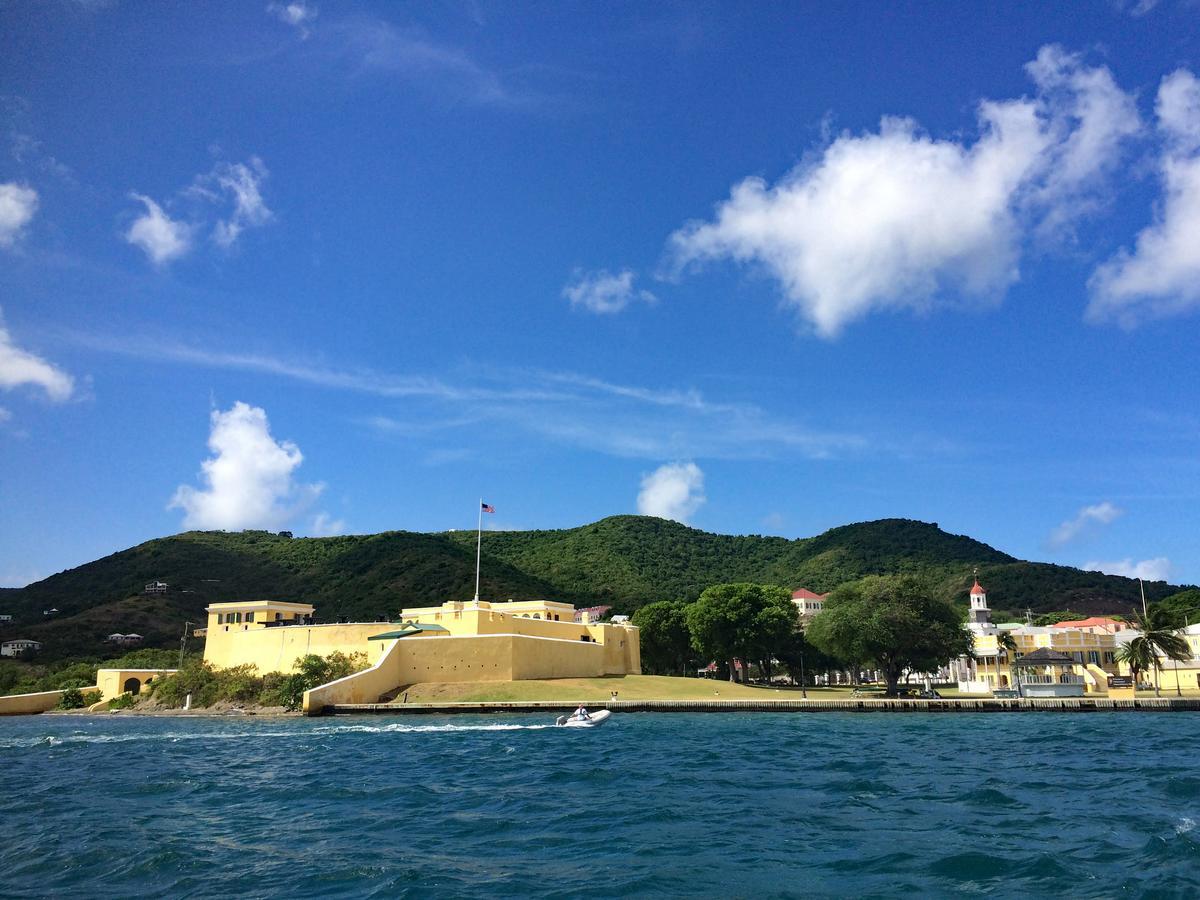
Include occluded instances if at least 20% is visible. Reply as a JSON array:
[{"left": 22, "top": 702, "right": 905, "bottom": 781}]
[
  {"left": 1134, "top": 609, "right": 1192, "bottom": 697},
  {"left": 994, "top": 632, "right": 1017, "bottom": 689},
  {"left": 1116, "top": 639, "right": 1152, "bottom": 693}
]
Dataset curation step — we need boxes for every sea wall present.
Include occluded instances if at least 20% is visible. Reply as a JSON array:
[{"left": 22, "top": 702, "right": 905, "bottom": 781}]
[
  {"left": 0, "top": 687, "right": 99, "bottom": 716},
  {"left": 316, "top": 697, "right": 1200, "bottom": 715},
  {"left": 303, "top": 633, "right": 642, "bottom": 714}
]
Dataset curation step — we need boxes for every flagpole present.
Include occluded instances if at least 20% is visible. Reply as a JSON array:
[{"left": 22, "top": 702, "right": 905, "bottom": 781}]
[{"left": 474, "top": 498, "right": 482, "bottom": 603}]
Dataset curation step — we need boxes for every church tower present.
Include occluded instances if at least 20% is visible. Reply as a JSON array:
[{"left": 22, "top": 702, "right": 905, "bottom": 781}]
[{"left": 968, "top": 572, "right": 991, "bottom": 625}]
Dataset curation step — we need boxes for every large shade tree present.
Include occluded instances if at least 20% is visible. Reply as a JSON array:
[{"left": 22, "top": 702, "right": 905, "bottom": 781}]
[
  {"left": 685, "top": 583, "right": 796, "bottom": 682},
  {"left": 807, "top": 574, "right": 972, "bottom": 696},
  {"left": 631, "top": 599, "right": 694, "bottom": 675}
]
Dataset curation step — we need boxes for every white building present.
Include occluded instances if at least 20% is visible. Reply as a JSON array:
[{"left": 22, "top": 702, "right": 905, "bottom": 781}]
[
  {"left": 144, "top": 581, "right": 169, "bottom": 594},
  {"left": 792, "top": 588, "right": 828, "bottom": 618},
  {"left": 1, "top": 639, "right": 43, "bottom": 658}
]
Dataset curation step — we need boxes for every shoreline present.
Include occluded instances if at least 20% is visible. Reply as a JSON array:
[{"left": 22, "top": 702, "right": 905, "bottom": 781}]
[{"left": 316, "top": 697, "right": 1200, "bottom": 715}]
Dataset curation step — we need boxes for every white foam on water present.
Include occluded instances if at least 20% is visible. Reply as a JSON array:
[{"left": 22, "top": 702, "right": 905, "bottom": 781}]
[
  {"left": 1176, "top": 817, "right": 1196, "bottom": 835},
  {"left": 0, "top": 720, "right": 555, "bottom": 748}
]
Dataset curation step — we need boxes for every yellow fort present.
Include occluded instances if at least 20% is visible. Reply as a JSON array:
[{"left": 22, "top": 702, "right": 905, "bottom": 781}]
[{"left": 198, "top": 596, "right": 641, "bottom": 714}]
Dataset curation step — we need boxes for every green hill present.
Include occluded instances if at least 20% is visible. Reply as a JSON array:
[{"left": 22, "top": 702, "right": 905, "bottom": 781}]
[{"left": 0, "top": 516, "right": 1188, "bottom": 663}]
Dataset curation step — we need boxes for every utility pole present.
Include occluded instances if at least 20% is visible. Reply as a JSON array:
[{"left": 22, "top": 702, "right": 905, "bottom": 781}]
[{"left": 179, "top": 621, "right": 195, "bottom": 669}]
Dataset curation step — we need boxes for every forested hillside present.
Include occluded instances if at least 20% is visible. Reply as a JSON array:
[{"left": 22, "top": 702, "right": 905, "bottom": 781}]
[{"left": 0, "top": 516, "right": 1187, "bottom": 663}]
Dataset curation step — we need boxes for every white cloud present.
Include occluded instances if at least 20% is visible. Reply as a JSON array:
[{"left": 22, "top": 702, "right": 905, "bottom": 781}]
[
  {"left": 0, "top": 182, "right": 38, "bottom": 247},
  {"left": 170, "top": 402, "right": 323, "bottom": 530},
  {"left": 309, "top": 511, "right": 346, "bottom": 536},
  {"left": 268, "top": 1, "right": 317, "bottom": 37},
  {"left": 1048, "top": 501, "right": 1122, "bottom": 548},
  {"left": 668, "top": 45, "right": 1139, "bottom": 337},
  {"left": 1084, "top": 557, "right": 1172, "bottom": 582},
  {"left": 125, "top": 193, "right": 191, "bottom": 265},
  {"left": 0, "top": 406, "right": 11, "bottom": 422},
  {"left": 563, "top": 269, "right": 656, "bottom": 314},
  {"left": 1089, "top": 69, "right": 1200, "bottom": 325},
  {"left": 125, "top": 157, "right": 271, "bottom": 263},
  {"left": 637, "top": 461, "right": 705, "bottom": 523},
  {"left": 0, "top": 309, "right": 74, "bottom": 401},
  {"left": 203, "top": 158, "right": 272, "bottom": 248}
]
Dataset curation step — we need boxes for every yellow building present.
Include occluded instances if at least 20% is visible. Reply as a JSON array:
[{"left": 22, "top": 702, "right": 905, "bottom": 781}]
[
  {"left": 963, "top": 626, "right": 1120, "bottom": 694},
  {"left": 197, "top": 597, "right": 641, "bottom": 713}
]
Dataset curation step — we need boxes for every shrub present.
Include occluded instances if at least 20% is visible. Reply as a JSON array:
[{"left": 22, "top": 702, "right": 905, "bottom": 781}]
[
  {"left": 107, "top": 692, "right": 137, "bottom": 710},
  {"left": 56, "top": 687, "right": 89, "bottom": 709}
]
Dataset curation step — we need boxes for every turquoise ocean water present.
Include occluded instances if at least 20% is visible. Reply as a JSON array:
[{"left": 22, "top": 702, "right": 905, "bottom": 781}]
[{"left": 1, "top": 711, "right": 1198, "bottom": 898}]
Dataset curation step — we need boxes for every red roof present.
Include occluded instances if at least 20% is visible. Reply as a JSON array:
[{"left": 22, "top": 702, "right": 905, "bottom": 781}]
[
  {"left": 792, "top": 588, "right": 828, "bottom": 601},
  {"left": 1051, "top": 616, "right": 1123, "bottom": 629},
  {"left": 970, "top": 579, "right": 986, "bottom": 595}
]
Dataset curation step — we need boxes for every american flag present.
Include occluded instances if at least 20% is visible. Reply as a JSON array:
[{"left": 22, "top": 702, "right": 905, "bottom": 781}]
[{"left": 481, "top": 502, "right": 495, "bottom": 513}]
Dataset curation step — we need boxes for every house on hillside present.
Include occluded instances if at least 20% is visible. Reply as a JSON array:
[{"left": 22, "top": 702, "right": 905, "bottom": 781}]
[
  {"left": 105, "top": 633, "right": 144, "bottom": 647},
  {"left": 144, "top": 581, "right": 169, "bottom": 594},
  {"left": 42, "top": 608, "right": 59, "bottom": 618},
  {"left": 1, "top": 639, "right": 42, "bottom": 658},
  {"left": 0, "top": 615, "right": 12, "bottom": 624},
  {"left": 791, "top": 588, "right": 828, "bottom": 619}
]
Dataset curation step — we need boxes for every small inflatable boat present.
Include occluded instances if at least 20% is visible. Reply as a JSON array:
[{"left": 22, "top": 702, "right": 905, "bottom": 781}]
[{"left": 555, "top": 709, "right": 611, "bottom": 727}]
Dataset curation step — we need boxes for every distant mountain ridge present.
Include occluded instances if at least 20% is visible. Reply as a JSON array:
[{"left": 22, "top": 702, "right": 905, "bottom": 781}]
[{"left": 1, "top": 516, "right": 1187, "bottom": 661}]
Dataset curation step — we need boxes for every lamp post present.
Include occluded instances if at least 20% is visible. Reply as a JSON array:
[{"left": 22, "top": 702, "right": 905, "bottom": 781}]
[{"left": 798, "top": 631, "right": 808, "bottom": 699}]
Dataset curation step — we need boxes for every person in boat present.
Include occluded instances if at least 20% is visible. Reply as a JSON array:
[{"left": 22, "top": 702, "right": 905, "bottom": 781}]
[{"left": 574, "top": 705, "right": 591, "bottom": 721}]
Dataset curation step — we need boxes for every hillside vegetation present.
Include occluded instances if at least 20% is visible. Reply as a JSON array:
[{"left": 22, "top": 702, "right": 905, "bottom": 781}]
[{"left": 0, "top": 516, "right": 1187, "bottom": 663}]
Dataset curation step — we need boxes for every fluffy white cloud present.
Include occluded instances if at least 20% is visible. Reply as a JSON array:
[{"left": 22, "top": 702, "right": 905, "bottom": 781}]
[
  {"left": 125, "top": 194, "right": 191, "bottom": 265},
  {"left": 1089, "top": 69, "right": 1200, "bottom": 325},
  {"left": 170, "top": 402, "right": 323, "bottom": 530},
  {"left": 0, "top": 182, "right": 38, "bottom": 247},
  {"left": 0, "top": 309, "right": 74, "bottom": 401},
  {"left": 268, "top": 1, "right": 317, "bottom": 36},
  {"left": 637, "top": 461, "right": 705, "bottom": 524},
  {"left": 1084, "top": 557, "right": 1172, "bottom": 582},
  {"left": 668, "top": 45, "right": 1139, "bottom": 337},
  {"left": 563, "top": 269, "right": 656, "bottom": 314},
  {"left": 205, "top": 158, "right": 272, "bottom": 248},
  {"left": 1048, "top": 501, "right": 1122, "bottom": 548}
]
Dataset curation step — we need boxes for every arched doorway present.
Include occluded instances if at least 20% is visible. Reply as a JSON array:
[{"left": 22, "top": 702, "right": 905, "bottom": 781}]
[{"left": 123, "top": 677, "right": 141, "bottom": 695}]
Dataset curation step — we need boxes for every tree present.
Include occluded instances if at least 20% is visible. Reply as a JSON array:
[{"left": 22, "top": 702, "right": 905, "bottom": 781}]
[
  {"left": 631, "top": 600, "right": 693, "bottom": 675},
  {"left": 1116, "top": 640, "right": 1151, "bottom": 691},
  {"left": 807, "top": 574, "right": 972, "bottom": 697},
  {"left": 685, "top": 583, "right": 796, "bottom": 682},
  {"left": 1132, "top": 608, "right": 1192, "bottom": 697},
  {"left": 1150, "top": 589, "right": 1200, "bottom": 630}
]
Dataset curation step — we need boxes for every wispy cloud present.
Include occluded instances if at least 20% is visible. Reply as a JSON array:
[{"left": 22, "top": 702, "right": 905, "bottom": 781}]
[
  {"left": 1048, "top": 501, "right": 1122, "bottom": 548},
  {"left": 1084, "top": 557, "right": 1172, "bottom": 582},
  {"left": 268, "top": 1, "right": 318, "bottom": 38},
  {"left": 0, "top": 182, "right": 38, "bottom": 248},
  {"left": 563, "top": 269, "right": 656, "bottom": 315},
  {"left": 65, "top": 331, "right": 866, "bottom": 464},
  {"left": 125, "top": 156, "right": 272, "bottom": 265},
  {"left": 331, "top": 18, "right": 528, "bottom": 107}
]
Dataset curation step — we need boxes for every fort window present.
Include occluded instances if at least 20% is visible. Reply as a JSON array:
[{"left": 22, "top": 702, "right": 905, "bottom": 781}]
[{"left": 246, "top": 612, "right": 255, "bottom": 623}]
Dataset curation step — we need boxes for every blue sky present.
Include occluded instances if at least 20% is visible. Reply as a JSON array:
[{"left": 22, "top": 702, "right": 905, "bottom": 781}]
[{"left": 2, "top": 1, "right": 1199, "bottom": 591}]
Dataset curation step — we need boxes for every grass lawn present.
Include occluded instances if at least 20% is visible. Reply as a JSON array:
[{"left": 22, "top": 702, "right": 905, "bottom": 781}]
[{"left": 394, "top": 676, "right": 977, "bottom": 703}]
